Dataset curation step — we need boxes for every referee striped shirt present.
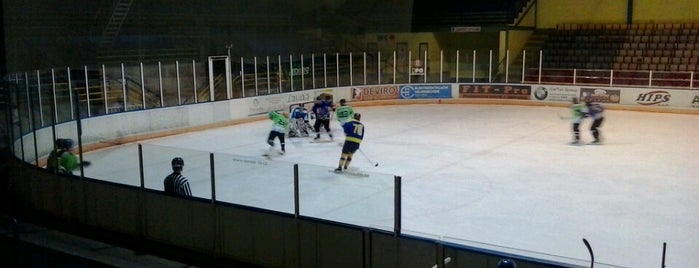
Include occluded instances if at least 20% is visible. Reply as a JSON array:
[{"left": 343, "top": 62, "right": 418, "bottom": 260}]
[{"left": 164, "top": 173, "right": 192, "bottom": 196}]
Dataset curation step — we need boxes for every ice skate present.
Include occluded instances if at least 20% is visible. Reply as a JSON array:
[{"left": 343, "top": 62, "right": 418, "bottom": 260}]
[{"left": 334, "top": 167, "right": 342, "bottom": 173}]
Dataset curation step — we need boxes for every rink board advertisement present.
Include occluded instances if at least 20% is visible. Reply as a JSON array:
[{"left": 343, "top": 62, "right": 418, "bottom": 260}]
[
  {"left": 399, "top": 85, "right": 451, "bottom": 99},
  {"left": 247, "top": 90, "right": 328, "bottom": 116},
  {"left": 459, "top": 84, "right": 531, "bottom": 99},
  {"left": 620, "top": 88, "right": 699, "bottom": 108},
  {"left": 528, "top": 85, "right": 699, "bottom": 109},
  {"left": 351, "top": 86, "right": 399, "bottom": 101},
  {"left": 579, "top": 87, "right": 621, "bottom": 103},
  {"left": 531, "top": 85, "right": 579, "bottom": 102}
]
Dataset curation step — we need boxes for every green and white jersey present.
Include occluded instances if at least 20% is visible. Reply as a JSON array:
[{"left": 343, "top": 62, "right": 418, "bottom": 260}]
[
  {"left": 335, "top": 105, "right": 355, "bottom": 124},
  {"left": 571, "top": 103, "right": 587, "bottom": 123},
  {"left": 269, "top": 111, "right": 290, "bottom": 133}
]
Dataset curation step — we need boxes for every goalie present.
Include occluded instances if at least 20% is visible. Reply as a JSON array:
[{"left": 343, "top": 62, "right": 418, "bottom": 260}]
[{"left": 288, "top": 104, "right": 311, "bottom": 137}]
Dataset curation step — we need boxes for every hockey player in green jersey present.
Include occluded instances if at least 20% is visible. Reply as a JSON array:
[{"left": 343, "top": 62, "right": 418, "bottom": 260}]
[
  {"left": 266, "top": 111, "right": 289, "bottom": 154},
  {"left": 46, "top": 138, "right": 91, "bottom": 175},
  {"left": 570, "top": 97, "right": 588, "bottom": 144},
  {"left": 335, "top": 99, "right": 355, "bottom": 125}
]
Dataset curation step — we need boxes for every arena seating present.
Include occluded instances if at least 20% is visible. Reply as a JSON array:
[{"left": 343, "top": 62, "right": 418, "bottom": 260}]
[{"left": 525, "top": 23, "right": 699, "bottom": 88}]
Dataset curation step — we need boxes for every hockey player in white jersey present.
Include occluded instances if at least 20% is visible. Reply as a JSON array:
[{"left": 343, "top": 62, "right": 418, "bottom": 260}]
[{"left": 288, "top": 104, "right": 311, "bottom": 137}]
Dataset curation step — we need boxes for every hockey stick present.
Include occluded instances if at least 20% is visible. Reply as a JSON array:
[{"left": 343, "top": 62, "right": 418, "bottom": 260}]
[
  {"left": 358, "top": 148, "right": 379, "bottom": 167},
  {"left": 81, "top": 135, "right": 129, "bottom": 147},
  {"left": 557, "top": 112, "right": 572, "bottom": 120},
  {"left": 583, "top": 238, "right": 594, "bottom": 268}
]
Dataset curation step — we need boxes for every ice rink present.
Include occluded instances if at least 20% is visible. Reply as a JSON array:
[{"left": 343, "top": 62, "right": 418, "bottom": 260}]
[{"left": 83, "top": 104, "right": 698, "bottom": 268}]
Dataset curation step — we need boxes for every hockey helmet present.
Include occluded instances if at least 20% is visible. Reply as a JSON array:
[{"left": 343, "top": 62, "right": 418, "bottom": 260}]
[
  {"left": 171, "top": 157, "right": 184, "bottom": 170},
  {"left": 60, "top": 138, "right": 74, "bottom": 149},
  {"left": 339, "top": 98, "right": 347, "bottom": 105},
  {"left": 497, "top": 258, "right": 517, "bottom": 268},
  {"left": 353, "top": 113, "right": 361, "bottom": 121},
  {"left": 55, "top": 138, "right": 65, "bottom": 148}
]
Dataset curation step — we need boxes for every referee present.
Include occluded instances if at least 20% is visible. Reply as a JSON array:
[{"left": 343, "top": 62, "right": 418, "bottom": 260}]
[{"left": 163, "top": 157, "right": 192, "bottom": 197}]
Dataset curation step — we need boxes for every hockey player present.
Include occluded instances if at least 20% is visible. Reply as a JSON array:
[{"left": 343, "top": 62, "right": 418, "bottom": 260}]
[
  {"left": 46, "top": 138, "right": 91, "bottom": 175},
  {"left": 311, "top": 96, "right": 333, "bottom": 141},
  {"left": 267, "top": 111, "right": 289, "bottom": 154},
  {"left": 570, "top": 97, "right": 588, "bottom": 145},
  {"left": 163, "top": 157, "right": 192, "bottom": 197},
  {"left": 335, "top": 113, "right": 364, "bottom": 173},
  {"left": 585, "top": 101, "right": 605, "bottom": 144},
  {"left": 335, "top": 98, "right": 355, "bottom": 125},
  {"left": 288, "top": 104, "right": 310, "bottom": 137}
]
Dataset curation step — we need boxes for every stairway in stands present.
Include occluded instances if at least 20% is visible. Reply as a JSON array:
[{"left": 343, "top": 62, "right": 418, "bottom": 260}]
[
  {"left": 97, "top": 0, "right": 134, "bottom": 50},
  {"left": 504, "top": 29, "right": 551, "bottom": 83}
]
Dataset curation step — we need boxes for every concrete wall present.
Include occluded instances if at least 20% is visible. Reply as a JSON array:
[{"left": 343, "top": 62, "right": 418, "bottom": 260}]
[
  {"left": 536, "top": 0, "right": 629, "bottom": 28},
  {"left": 535, "top": 0, "right": 699, "bottom": 28}
]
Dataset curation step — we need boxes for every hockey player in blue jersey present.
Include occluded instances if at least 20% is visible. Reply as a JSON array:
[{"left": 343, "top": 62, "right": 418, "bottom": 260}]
[
  {"left": 585, "top": 101, "right": 605, "bottom": 144},
  {"left": 288, "top": 104, "right": 311, "bottom": 137},
  {"left": 311, "top": 96, "right": 333, "bottom": 141},
  {"left": 335, "top": 113, "right": 364, "bottom": 173}
]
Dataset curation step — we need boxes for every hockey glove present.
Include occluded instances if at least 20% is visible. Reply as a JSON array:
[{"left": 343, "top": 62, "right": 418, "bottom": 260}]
[{"left": 80, "top": 161, "right": 91, "bottom": 167}]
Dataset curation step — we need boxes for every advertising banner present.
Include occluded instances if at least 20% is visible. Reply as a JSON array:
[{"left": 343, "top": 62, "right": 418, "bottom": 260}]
[
  {"left": 531, "top": 85, "right": 579, "bottom": 102},
  {"left": 351, "top": 86, "right": 399, "bottom": 101},
  {"left": 579, "top": 87, "right": 621, "bottom": 103},
  {"left": 620, "top": 88, "right": 699, "bottom": 109},
  {"left": 459, "top": 84, "right": 531, "bottom": 99},
  {"left": 399, "top": 85, "right": 452, "bottom": 99},
  {"left": 247, "top": 90, "right": 332, "bottom": 116}
]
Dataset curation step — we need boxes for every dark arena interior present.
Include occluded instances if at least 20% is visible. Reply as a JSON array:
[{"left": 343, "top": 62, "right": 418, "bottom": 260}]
[{"left": 1, "top": 1, "right": 698, "bottom": 267}]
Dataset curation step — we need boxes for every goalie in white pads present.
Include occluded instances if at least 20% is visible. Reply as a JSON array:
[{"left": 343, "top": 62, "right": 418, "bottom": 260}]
[
  {"left": 288, "top": 104, "right": 311, "bottom": 137},
  {"left": 334, "top": 113, "right": 364, "bottom": 173}
]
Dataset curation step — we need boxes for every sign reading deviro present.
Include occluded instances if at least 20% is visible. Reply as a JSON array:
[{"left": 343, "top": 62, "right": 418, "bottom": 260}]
[{"left": 351, "top": 86, "right": 399, "bottom": 101}]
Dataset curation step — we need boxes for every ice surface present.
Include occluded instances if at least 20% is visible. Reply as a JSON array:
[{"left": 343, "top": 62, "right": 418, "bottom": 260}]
[{"left": 84, "top": 104, "right": 699, "bottom": 268}]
